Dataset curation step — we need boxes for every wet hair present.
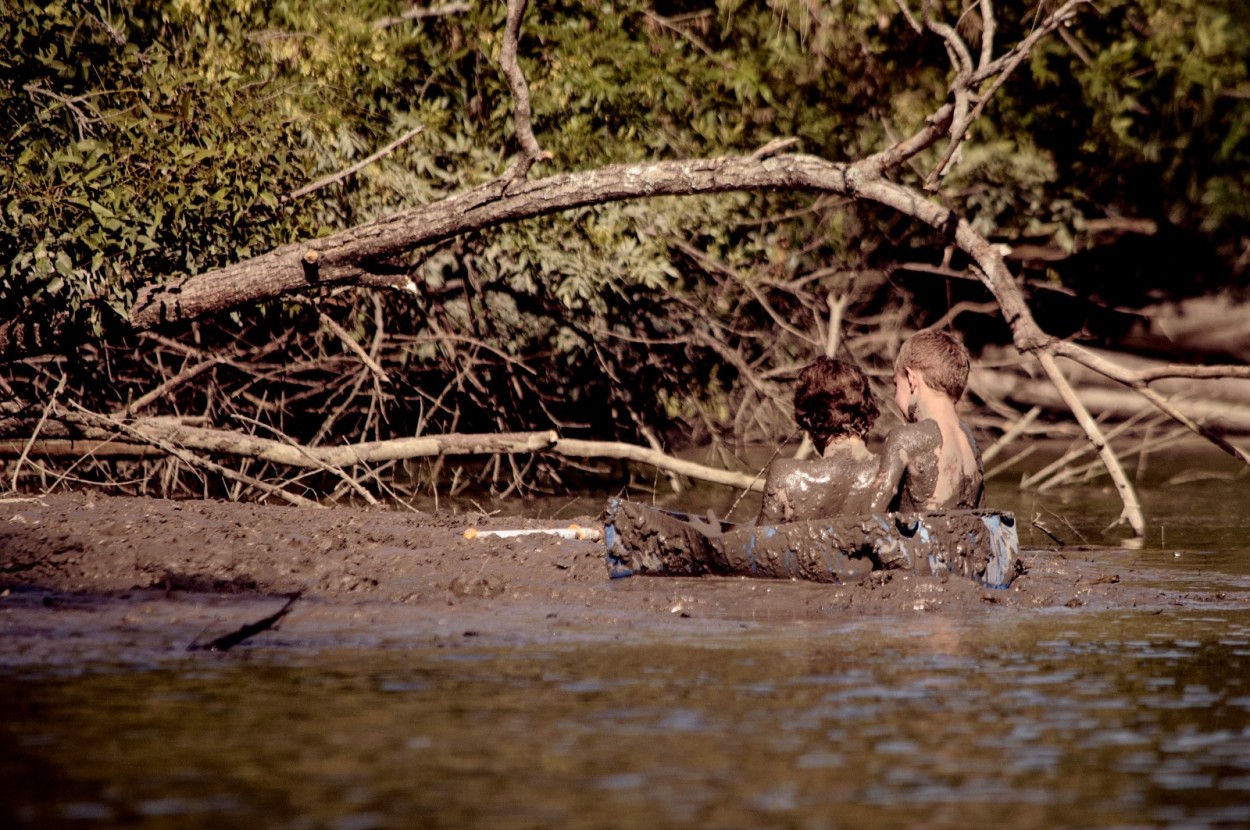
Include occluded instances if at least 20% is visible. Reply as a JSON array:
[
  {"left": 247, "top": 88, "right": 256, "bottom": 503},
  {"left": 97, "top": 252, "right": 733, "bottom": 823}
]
[
  {"left": 894, "top": 330, "right": 970, "bottom": 400},
  {"left": 793, "top": 357, "right": 879, "bottom": 454}
]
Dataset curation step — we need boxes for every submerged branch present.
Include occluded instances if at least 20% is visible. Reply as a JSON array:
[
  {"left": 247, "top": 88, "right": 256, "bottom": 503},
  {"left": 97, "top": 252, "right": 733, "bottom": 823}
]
[{"left": 188, "top": 593, "right": 301, "bottom": 652}]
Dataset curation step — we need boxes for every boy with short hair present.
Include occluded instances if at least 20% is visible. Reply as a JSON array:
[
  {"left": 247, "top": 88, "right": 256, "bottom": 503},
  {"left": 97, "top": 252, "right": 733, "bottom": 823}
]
[{"left": 868, "top": 330, "right": 983, "bottom": 513}]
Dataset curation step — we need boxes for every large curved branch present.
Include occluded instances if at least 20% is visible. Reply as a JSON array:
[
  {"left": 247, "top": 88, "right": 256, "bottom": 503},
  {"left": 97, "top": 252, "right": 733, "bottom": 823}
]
[{"left": 124, "top": 154, "right": 854, "bottom": 330}]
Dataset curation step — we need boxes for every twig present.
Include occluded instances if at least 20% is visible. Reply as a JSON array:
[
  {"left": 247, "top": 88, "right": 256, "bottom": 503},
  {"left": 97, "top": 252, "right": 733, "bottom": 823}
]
[
  {"left": 284, "top": 126, "right": 424, "bottom": 201},
  {"left": 925, "top": 1, "right": 1090, "bottom": 186},
  {"left": 373, "top": 1, "right": 469, "bottom": 29},
  {"left": 8, "top": 372, "right": 66, "bottom": 492},
  {"left": 313, "top": 306, "right": 391, "bottom": 386},
  {"left": 1051, "top": 340, "right": 1250, "bottom": 467},
  {"left": 981, "top": 405, "right": 1041, "bottom": 464},
  {"left": 117, "top": 355, "right": 225, "bottom": 417},
  {"left": 1019, "top": 405, "right": 1163, "bottom": 489},
  {"left": 674, "top": 240, "right": 820, "bottom": 348},
  {"left": 725, "top": 429, "right": 800, "bottom": 521},
  {"left": 1031, "top": 517, "right": 1065, "bottom": 546},
  {"left": 231, "top": 413, "right": 380, "bottom": 506},
  {"left": 1034, "top": 425, "right": 1189, "bottom": 492},
  {"left": 983, "top": 442, "right": 1037, "bottom": 481},
  {"left": 641, "top": 10, "right": 719, "bottom": 60}
]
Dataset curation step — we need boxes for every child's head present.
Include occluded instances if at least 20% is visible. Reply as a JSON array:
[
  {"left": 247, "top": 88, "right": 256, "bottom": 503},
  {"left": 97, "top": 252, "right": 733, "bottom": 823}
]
[
  {"left": 793, "top": 357, "right": 879, "bottom": 454},
  {"left": 894, "top": 330, "right": 970, "bottom": 402}
]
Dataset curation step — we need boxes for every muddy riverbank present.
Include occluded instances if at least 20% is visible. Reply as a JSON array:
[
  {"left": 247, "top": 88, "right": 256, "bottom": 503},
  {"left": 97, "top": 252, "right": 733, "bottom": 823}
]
[{"left": 3, "top": 491, "right": 1244, "bottom": 670}]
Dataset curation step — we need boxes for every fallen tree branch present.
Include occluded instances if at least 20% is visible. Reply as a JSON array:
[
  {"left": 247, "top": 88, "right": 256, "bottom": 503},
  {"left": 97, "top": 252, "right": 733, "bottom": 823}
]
[
  {"left": 553, "top": 438, "right": 761, "bottom": 491},
  {"left": 231, "top": 414, "right": 381, "bottom": 506},
  {"left": 1, "top": 419, "right": 765, "bottom": 493},
  {"left": 1034, "top": 351, "right": 1143, "bottom": 532},
  {"left": 57, "top": 406, "right": 321, "bottom": 508}
]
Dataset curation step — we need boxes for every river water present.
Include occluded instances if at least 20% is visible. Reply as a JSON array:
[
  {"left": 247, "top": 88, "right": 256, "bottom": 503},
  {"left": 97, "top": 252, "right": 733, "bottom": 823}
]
[{"left": 3, "top": 446, "right": 1250, "bottom": 829}]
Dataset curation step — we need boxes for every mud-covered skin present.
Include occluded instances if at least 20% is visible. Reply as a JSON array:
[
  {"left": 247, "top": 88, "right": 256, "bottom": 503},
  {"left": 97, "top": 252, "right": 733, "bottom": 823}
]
[
  {"left": 869, "top": 419, "right": 984, "bottom": 513},
  {"left": 758, "top": 443, "right": 879, "bottom": 524}
]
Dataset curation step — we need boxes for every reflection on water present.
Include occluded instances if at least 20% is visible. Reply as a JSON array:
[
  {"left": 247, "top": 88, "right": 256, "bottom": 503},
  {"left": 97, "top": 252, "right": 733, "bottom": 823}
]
[{"left": 4, "top": 609, "right": 1250, "bottom": 829}]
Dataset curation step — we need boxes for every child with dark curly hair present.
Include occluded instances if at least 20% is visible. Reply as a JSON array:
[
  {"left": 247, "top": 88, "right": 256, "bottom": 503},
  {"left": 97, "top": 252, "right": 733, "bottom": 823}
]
[{"left": 758, "top": 357, "right": 881, "bottom": 523}]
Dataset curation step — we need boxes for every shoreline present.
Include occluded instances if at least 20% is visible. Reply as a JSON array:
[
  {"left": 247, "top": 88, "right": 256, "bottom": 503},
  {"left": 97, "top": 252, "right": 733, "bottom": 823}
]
[{"left": 2, "top": 491, "right": 1246, "bottom": 671}]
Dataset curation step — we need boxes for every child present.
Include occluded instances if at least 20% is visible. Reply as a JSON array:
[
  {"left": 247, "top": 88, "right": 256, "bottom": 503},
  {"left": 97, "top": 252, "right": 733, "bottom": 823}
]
[
  {"left": 758, "top": 357, "right": 881, "bottom": 523},
  {"left": 868, "top": 330, "right": 983, "bottom": 513}
]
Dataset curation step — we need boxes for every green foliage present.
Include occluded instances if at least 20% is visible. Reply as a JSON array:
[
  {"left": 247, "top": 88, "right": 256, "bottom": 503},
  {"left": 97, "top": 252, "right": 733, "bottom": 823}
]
[
  {"left": 1001, "top": 0, "right": 1250, "bottom": 291},
  {"left": 0, "top": 0, "right": 493, "bottom": 333},
  {"left": 5, "top": 0, "right": 1250, "bottom": 463}
]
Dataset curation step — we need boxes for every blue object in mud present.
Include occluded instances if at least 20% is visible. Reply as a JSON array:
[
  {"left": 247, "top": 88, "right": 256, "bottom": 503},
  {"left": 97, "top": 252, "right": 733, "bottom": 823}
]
[{"left": 602, "top": 498, "right": 1020, "bottom": 589}]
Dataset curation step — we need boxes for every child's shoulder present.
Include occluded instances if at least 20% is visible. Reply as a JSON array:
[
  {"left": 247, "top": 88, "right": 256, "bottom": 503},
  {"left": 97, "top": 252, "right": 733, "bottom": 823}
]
[{"left": 882, "top": 418, "right": 941, "bottom": 451}]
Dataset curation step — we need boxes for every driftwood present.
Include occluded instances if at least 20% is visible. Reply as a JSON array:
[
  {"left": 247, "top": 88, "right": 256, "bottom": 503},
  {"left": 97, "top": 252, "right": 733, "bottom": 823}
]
[
  {"left": 1120, "top": 296, "right": 1250, "bottom": 364},
  {"left": 973, "top": 347, "right": 1250, "bottom": 434},
  {"left": 59, "top": 405, "right": 321, "bottom": 508}
]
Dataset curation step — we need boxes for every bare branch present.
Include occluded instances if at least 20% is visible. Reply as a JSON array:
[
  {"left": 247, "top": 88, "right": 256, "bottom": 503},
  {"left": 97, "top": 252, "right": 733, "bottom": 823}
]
[
  {"left": 1051, "top": 340, "right": 1250, "bottom": 466},
  {"left": 972, "top": 1, "right": 1090, "bottom": 85},
  {"left": 1034, "top": 352, "right": 1144, "bottom": 533},
  {"left": 977, "top": 0, "right": 996, "bottom": 69},
  {"left": 284, "top": 126, "right": 424, "bottom": 202},
  {"left": 7, "top": 419, "right": 764, "bottom": 493},
  {"left": 373, "top": 1, "right": 470, "bottom": 29},
  {"left": 894, "top": 0, "right": 922, "bottom": 35},
  {"left": 642, "top": 10, "right": 718, "bottom": 59},
  {"left": 925, "top": 0, "right": 1090, "bottom": 186},
  {"left": 310, "top": 304, "right": 391, "bottom": 386},
  {"left": 500, "top": 0, "right": 547, "bottom": 184},
  {"left": 58, "top": 405, "right": 321, "bottom": 508}
]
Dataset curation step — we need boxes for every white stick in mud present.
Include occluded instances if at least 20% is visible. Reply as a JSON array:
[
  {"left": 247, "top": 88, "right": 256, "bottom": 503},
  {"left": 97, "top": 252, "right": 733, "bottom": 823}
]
[{"left": 463, "top": 525, "right": 602, "bottom": 542}]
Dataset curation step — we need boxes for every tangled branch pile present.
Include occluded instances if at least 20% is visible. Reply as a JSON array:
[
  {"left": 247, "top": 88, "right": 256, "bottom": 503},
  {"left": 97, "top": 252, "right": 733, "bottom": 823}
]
[{"left": 3, "top": 0, "right": 1249, "bottom": 529}]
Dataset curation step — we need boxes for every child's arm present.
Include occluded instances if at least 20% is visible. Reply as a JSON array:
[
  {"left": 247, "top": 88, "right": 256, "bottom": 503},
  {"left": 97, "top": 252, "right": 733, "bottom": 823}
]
[
  {"left": 757, "top": 463, "right": 794, "bottom": 524},
  {"left": 866, "top": 428, "right": 909, "bottom": 513}
]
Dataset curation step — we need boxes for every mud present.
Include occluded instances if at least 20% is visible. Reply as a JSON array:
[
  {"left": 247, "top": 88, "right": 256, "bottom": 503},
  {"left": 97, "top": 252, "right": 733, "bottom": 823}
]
[
  {"left": 603, "top": 498, "right": 1019, "bottom": 587},
  {"left": 1, "top": 491, "right": 1245, "bottom": 668}
]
